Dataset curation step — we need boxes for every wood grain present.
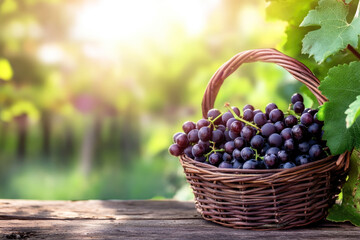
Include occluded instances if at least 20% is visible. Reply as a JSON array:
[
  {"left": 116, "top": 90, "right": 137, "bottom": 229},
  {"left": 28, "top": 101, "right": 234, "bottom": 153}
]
[{"left": 0, "top": 200, "right": 358, "bottom": 239}]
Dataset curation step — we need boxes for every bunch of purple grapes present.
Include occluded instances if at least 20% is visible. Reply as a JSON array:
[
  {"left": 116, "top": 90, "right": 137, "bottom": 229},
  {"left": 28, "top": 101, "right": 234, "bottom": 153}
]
[{"left": 169, "top": 93, "right": 328, "bottom": 169}]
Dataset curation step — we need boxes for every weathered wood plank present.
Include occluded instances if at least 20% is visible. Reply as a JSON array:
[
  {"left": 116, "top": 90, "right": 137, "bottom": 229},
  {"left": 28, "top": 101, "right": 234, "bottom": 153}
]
[{"left": 0, "top": 200, "right": 358, "bottom": 240}]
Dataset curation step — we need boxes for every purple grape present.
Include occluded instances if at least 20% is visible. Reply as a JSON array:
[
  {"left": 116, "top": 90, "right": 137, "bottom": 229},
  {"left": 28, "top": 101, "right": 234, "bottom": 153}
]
[
  {"left": 241, "top": 147, "right": 254, "bottom": 161},
  {"left": 226, "top": 117, "right": 237, "bottom": 129},
  {"left": 198, "top": 141, "right": 210, "bottom": 152},
  {"left": 219, "top": 161, "right": 233, "bottom": 168},
  {"left": 264, "top": 154, "right": 278, "bottom": 168},
  {"left": 182, "top": 121, "right": 196, "bottom": 134},
  {"left": 169, "top": 144, "right": 183, "bottom": 156},
  {"left": 250, "top": 135, "right": 264, "bottom": 150},
  {"left": 308, "top": 123, "right": 321, "bottom": 136},
  {"left": 243, "top": 109, "right": 254, "bottom": 121},
  {"left": 298, "top": 141, "right": 310, "bottom": 153},
  {"left": 184, "top": 146, "right": 194, "bottom": 158},
  {"left": 282, "top": 161, "right": 296, "bottom": 169},
  {"left": 176, "top": 133, "right": 189, "bottom": 148},
  {"left": 281, "top": 128, "right": 292, "bottom": 140},
  {"left": 309, "top": 144, "right": 323, "bottom": 160},
  {"left": 266, "top": 147, "right": 280, "bottom": 156},
  {"left": 278, "top": 150, "right": 289, "bottom": 163},
  {"left": 222, "top": 152, "right": 232, "bottom": 162},
  {"left": 196, "top": 119, "right": 210, "bottom": 129},
  {"left": 224, "top": 141, "right": 235, "bottom": 153},
  {"left": 232, "top": 149, "right": 242, "bottom": 160},
  {"left": 231, "top": 106, "right": 241, "bottom": 116},
  {"left": 217, "top": 124, "right": 226, "bottom": 132},
  {"left": 285, "top": 115, "right": 297, "bottom": 127},
  {"left": 284, "top": 139, "right": 295, "bottom": 151},
  {"left": 261, "top": 123, "right": 276, "bottom": 138},
  {"left": 265, "top": 103, "right": 278, "bottom": 116},
  {"left": 261, "top": 143, "right": 270, "bottom": 156},
  {"left": 222, "top": 112, "right": 233, "bottom": 126},
  {"left": 192, "top": 144, "right": 205, "bottom": 157},
  {"left": 198, "top": 127, "right": 212, "bottom": 141},
  {"left": 293, "top": 101, "right": 305, "bottom": 114},
  {"left": 300, "top": 112, "right": 313, "bottom": 126},
  {"left": 253, "top": 109, "right": 262, "bottom": 116},
  {"left": 269, "top": 109, "right": 284, "bottom": 123},
  {"left": 232, "top": 159, "right": 243, "bottom": 169},
  {"left": 229, "top": 130, "right": 240, "bottom": 140},
  {"left": 241, "top": 126, "right": 255, "bottom": 142},
  {"left": 194, "top": 156, "right": 206, "bottom": 162},
  {"left": 173, "top": 132, "right": 182, "bottom": 143},
  {"left": 268, "top": 133, "right": 282, "bottom": 147},
  {"left": 295, "top": 155, "right": 310, "bottom": 165},
  {"left": 292, "top": 124, "right": 306, "bottom": 140},
  {"left": 314, "top": 113, "right": 323, "bottom": 125},
  {"left": 230, "top": 120, "right": 244, "bottom": 134},
  {"left": 254, "top": 113, "right": 267, "bottom": 126},
  {"left": 224, "top": 130, "right": 231, "bottom": 141},
  {"left": 243, "top": 104, "right": 255, "bottom": 112},
  {"left": 243, "top": 159, "right": 258, "bottom": 169},
  {"left": 209, "top": 153, "right": 222, "bottom": 166},
  {"left": 211, "top": 129, "right": 224, "bottom": 143},
  {"left": 207, "top": 109, "right": 222, "bottom": 125},
  {"left": 274, "top": 121, "right": 285, "bottom": 133},
  {"left": 234, "top": 137, "right": 246, "bottom": 149},
  {"left": 188, "top": 129, "right": 199, "bottom": 143},
  {"left": 291, "top": 93, "right": 303, "bottom": 104}
]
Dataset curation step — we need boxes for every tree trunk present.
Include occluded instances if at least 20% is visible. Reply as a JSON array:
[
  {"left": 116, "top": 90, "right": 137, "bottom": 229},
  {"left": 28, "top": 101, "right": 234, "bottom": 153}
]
[{"left": 15, "top": 114, "right": 28, "bottom": 161}]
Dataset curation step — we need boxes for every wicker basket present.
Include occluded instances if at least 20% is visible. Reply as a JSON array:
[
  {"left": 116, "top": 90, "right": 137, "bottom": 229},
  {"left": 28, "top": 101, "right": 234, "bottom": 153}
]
[{"left": 179, "top": 48, "right": 350, "bottom": 230}]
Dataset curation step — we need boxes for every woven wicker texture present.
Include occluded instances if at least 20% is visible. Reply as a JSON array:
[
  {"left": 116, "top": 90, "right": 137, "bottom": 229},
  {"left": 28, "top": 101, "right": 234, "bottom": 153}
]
[{"left": 179, "top": 48, "right": 350, "bottom": 230}]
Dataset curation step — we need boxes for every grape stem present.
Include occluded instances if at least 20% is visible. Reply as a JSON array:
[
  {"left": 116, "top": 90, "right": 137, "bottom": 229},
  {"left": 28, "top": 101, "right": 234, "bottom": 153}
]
[
  {"left": 224, "top": 103, "right": 260, "bottom": 130},
  {"left": 253, "top": 148, "right": 259, "bottom": 160}
]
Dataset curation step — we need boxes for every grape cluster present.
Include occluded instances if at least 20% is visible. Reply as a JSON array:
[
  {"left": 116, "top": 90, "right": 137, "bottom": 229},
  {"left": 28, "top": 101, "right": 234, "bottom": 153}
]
[{"left": 169, "top": 93, "right": 328, "bottom": 169}]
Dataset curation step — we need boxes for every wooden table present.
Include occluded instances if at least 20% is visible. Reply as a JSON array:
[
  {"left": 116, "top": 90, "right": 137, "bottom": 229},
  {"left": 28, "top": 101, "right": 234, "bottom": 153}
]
[{"left": 0, "top": 200, "right": 358, "bottom": 239}]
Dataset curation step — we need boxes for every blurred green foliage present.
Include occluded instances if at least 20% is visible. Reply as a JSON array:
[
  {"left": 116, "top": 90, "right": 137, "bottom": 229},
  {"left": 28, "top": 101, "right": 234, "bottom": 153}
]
[{"left": 0, "top": 0, "right": 306, "bottom": 200}]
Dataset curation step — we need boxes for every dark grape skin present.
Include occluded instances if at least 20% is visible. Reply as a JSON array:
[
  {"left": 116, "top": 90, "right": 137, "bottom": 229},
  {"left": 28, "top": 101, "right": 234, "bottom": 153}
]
[
  {"left": 229, "top": 130, "right": 240, "bottom": 140},
  {"left": 266, "top": 147, "right": 280, "bottom": 156},
  {"left": 269, "top": 109, "right": 284, "bottom": 123},
  {"left": 292, "top": 124, "right": 307, "bottom": 140},
  {"left": 224, "top": 141, "right": 236, "bottom": 154},
  {"left": 222, "top": 152, "right": 232, "bottom": 162},
  {"left": 254, "top": 113, "right": 267, "bottom": 126},
  {"left": 298, "top": 141, "right": 310, "bottom": 153},
  {"left": 209, "top": 153, "right": 222, "bottom": 166},
  {"left": 232, "top": 106, "right": 241, "bottom": 116},
  {"left": 226, "top": 118, "right": 237, "bottom": 129},
  {"left": 268, "top": 133, "right": 282, "bottom": 147},
  {"left": 300, "top": 112, "right": 313, "bottom": 126},
  {"left": 243, "top": 109, "right": 254, "bottom": 121},
  {"left": 308, "top": 123, "right": 321, "bottom": 136},
  {"left": 187, "top": 129, "right": 199, "bottom": 143},
  {"left": 207, "top": 109, "right": 222, "bottom": 125},
  {"left": 230, "top": 120, "right": 244, "bottom": 133},
  {"left": 211, "top": 129, "right": 224, "bottom": 143},
  {"left": 183, "top": 146, "right": 193, "bottom": 158},
  {"left": 261, "top": 143, "right": 270, "bottom": 156},
  {"left": 291, "top": 93, "right": 304, "bottom": 104},
  {"left": 313, "top": 113, "right": 323, "bottom": 125},
  {"left": 217, "top": 125, "right": 226, "bottom": 132},
  {"left": 192, "top": 144, "right": 205, "bottom": 157},
  {"left": 173, "top": 132, "right": 182, "bottom": 143},
  {"left": 232, "top": 159, "right": 243, "bottom": 169},
  {"left": 194, "top": 156, "right": 206, "bottom": 162},
  {"left": 241, "top": 126, "right": 255, "bottom": 142},
  {"left": 219, "top": 161, "right": 233, "bottom": 168},
  {"left": 293, "top": 101, "right": 305, "bottom": 114},
  {"left": 232, "top": 149, "right": 242, "bottom": 160},
  {"left": 222, "top": 112, "right": 233, "bottom": 126},
  {"left": 253, "top": 109, "right": 262, "bottom": 116},
  {"left": 241, "top": 147, "right": 254, "bottom": 161},
  {"left": 296, "top": 155, "right": 310, "bottom": 165},
  {"left": 224, "top": 130, "right": 232, "bottom": 141},
  {"left": 265, "top": 103, "right": 278, "bottom": 116},
  {"left": 234, "top": 137, "right": 246, "bottom": 149},
  {"left": 196, "top": 119, "right": 211, "bottom": 129},
  {"left": 274, "top": 121, "right": 285, "bottom": 133},
  {"left": 261, "top": 123, "right": 276, "bottom": 138},
  {"left": 281, "top": 128, "right": 292, "bottom": 140},
  {"left": 182, "top": 121, "right": 196, "bottom": 134},
  {"left": 309, "top": 144, "right": 323, "bottom": 160},
  {"left": 250, "top": 135, "right": 265, "bottom": 150},
  {"left": 169, "top": 144, "right": 183, "bottom": 156},
  {"left": 282, "top": 161, "right": 296, "bottom": 169},
  {"left": 198, "top": 127, "right": 212, "bottom": 141},
  {"left": 243, "top": 159, "right": 258, "bottom": 169},
  {"left": 243, "top": 104, "right": 255, "bottom": 112},
  {"left": 284, "top": 139, "right": 295, "bottom": 151},
  {"left": 176, "top": 133, "right": 189, "bottom": 148},
  {"left": 264, "top": 154, "right": 278, "bottom": 168},
  {"left": 285, "top": 115, "right": 298, "bottom": 127},
  {"left": 278, "top": 150, "right": 289, "bottom": 163}
]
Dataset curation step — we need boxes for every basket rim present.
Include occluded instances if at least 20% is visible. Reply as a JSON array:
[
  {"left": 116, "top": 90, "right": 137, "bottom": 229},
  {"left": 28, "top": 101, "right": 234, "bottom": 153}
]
[{"left": 180, "top": 154, "right": 339, "bottom": 176}]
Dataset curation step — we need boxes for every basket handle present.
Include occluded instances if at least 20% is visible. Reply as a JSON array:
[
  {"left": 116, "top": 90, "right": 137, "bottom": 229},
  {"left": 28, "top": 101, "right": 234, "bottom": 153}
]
[{"left": 201, "top": 48, "right": 327, "bottom": 118}]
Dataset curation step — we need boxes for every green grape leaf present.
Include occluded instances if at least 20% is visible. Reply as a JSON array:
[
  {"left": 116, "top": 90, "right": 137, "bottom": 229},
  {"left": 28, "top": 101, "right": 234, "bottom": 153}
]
[
  {"left": 327, "top": 150, "right": 360, "bottom": 226},
  {"left": 319, "top": 62, "right": 360, "bottom": 155},
  {"left": 345, "top": 95, "right": 360, "bottom": 128},
  {"left": 300, "top": 0, "right": 360, "bottom": 63}
]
